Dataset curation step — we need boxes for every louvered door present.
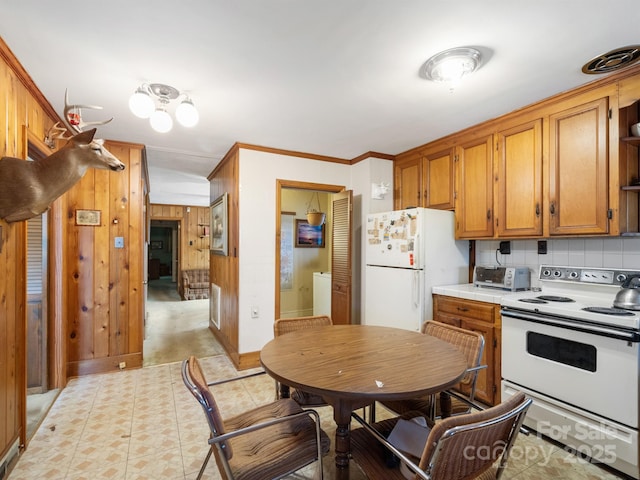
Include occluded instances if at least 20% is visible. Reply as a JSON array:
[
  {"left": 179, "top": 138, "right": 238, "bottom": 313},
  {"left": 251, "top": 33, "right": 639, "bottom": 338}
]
[{"left": 331, "top": 190, "right": 352, "bottom": 325}]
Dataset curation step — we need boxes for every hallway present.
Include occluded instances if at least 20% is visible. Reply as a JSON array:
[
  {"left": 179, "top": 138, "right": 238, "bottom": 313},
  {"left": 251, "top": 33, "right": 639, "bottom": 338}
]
[{"left": 143, "top": 278, "right": 223, "bottom": 366}]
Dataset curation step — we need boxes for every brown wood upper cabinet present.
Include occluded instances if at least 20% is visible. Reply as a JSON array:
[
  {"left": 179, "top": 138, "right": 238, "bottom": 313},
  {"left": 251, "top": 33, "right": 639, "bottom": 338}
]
[
  {"left": 423, "top": 147, "right": 455, "bottom": 210},
  {"left": 452, "top": 92, "right": 614, "bottom": 239},
  {"left": 393, "top": 75, "right": 633, "bottom": 238},
  {"left": 394, "top": 152, "right": 421, "bottom": 209},
  {"left": 495, "top": 119, "right": 543, "bottom": 237},
  {"left": 455, "top": 135, "right": 494, "bottom": 238},
  {"left": 548, "top": 96, "right": 610, "bottom": 235},
  {"left": 394, "top": 147, "right": 455, "bottom": 211}
]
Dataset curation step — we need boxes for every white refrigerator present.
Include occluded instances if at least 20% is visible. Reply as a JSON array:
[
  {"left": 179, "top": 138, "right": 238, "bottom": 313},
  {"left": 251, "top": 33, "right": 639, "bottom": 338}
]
[{"left": 364, "top": 208, "right": 468, "bottom": 331}]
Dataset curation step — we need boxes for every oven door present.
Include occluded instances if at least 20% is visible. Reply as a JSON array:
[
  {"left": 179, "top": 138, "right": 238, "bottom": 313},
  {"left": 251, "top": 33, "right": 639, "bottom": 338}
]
[{"left": 501, "top": 309, "right": 639, "bottom": 428}]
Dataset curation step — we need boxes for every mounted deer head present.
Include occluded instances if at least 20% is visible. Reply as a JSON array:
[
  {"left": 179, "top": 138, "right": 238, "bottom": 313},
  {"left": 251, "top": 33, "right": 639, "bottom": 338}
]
[{"left": 0, "top": 91, "right": 124, "bottom": 223}]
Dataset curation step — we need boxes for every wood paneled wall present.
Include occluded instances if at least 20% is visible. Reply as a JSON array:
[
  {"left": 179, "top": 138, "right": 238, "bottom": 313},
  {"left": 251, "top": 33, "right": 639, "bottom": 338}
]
[
  {"left": 0, "top": 37, "right": 148, "bottom": 462},
  {"left": 64, "top": 140, "right": 145, "bottom": 377},
  {"left": 207, "top": 148, "right": 242, "bottom": 366},
  {"left": 0, "top": 37, "right": 62, "bottom": 461},
  {"left": 149, "top": 203, "right": 210, "bottom": 274}
]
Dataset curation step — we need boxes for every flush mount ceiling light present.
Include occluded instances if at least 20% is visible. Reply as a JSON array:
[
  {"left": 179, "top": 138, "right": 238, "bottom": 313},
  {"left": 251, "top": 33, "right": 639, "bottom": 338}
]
[
  {"left": 582, "top": 45, "right": 640, "bottom": 74},
  {"left": 423, "top": 47, "right": 482, "bottom": 85},
  {"left": 128, "top": 83, "right": 199, "bottom": 133}
]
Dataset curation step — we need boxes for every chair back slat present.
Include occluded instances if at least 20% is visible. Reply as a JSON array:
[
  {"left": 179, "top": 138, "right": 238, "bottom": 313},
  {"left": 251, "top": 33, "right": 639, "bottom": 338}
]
[
  {"left": 423, "top": 321, "right": 484, "bottom": 387},
  {"left": 274, "top": 315, "right": 332, "bottom": 337},
  {"left": 419, "top": 391, "right": 531, "bottom": 480}
]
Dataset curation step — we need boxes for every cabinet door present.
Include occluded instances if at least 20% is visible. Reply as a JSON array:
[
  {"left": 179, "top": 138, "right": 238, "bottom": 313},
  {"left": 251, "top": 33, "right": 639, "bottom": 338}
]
[
  {"left": 548, "top": 97, "right": 610, "bottom": 235},
  {"left": 459, "top": 317, "right": 495, "bottom": 406},
  {"left": 496, "top": 119, "right": 543, "bottom": 237},
  {"left": 455, "top": 135, "right": 494, "bottom": 238},
  {"left": 423, "top": 148, "right": 454, "bottom": 210},
  {"left": 394, "top": 154, "right": 421, "bottom": 209}
]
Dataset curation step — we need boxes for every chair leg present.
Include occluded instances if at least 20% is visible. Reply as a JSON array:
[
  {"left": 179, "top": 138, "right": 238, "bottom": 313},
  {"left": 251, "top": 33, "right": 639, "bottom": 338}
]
[
  {"left": 196, "top": 446, "right": 213, "bottom": 480},
  {"left": 368, "top": 401, "right": 376, "bottom": 423}
]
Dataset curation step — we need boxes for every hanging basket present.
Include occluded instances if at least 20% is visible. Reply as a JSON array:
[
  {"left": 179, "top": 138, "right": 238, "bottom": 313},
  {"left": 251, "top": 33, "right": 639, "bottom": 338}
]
[
  {"left": 306, "top": 211, "right": 326, "bottom": 226},
  {"left": 306, "top": 191, "right": 326, "bottom": 226}
]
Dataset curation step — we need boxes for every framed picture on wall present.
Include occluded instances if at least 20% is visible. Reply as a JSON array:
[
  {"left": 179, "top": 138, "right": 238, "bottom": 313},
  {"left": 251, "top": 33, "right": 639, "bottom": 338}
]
[
  {"left": 295, "top": 219, "right": 325, "bottom": 248},
  {"left": 150, "top": 240, "right": 163, "bottom": 250},
  {"left": 210, "top": 193, "right": 228, "bottom": 255},
  {"left": 75, "top": 209, "right": 101, "bottom": 226}
]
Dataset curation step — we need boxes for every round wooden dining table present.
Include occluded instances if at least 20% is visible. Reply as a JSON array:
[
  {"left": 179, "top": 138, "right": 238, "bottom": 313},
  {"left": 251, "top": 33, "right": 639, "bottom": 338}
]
[{"left": 260, "top": 324, "right": 467, "bottom": 472}]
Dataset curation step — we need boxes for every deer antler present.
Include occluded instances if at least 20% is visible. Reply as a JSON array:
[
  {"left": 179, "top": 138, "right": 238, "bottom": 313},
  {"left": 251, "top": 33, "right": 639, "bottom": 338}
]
[
  {"left": 43, "top": 121, "right": 71, "bottom": 148},
  {"left": 62, "top": 89, "right": 113, "bottom": 134}
]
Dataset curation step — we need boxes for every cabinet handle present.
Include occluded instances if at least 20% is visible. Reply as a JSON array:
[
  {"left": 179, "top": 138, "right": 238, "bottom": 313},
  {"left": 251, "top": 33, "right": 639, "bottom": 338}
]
[
  {"left": 535, "top": 203, "right": 540, "bottom": 217},
  {"left": 550, "top": 202, "right": 555, "bottom": 215},
  {"left": 486, "top": 209, "right": 491, "bottom": 220},
  {"left": 457, "top": 306, "right": 469, "bottom": 312}
]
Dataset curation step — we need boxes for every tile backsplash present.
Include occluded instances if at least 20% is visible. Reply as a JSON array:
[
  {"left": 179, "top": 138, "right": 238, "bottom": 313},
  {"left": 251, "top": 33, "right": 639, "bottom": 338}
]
[{"left": 476, "top": 238, "right": 640, "bottom": 286}]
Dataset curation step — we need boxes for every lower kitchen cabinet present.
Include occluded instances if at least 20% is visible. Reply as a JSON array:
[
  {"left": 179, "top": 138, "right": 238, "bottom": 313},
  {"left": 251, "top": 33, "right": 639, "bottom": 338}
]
[{"left": 432, "top": 294, "right": 501, "bottom": 406}]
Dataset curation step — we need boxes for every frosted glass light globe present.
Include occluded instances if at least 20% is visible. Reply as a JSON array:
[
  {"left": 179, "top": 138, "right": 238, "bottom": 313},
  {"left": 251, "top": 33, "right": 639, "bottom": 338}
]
[
  {"left": 150, "top": 108, "right": 173, "bottom": 133},
  {"left": 128, "top": 89, "right": 155, "bottom": 118},
  {"left": 176, "top": 99, "right": 199, "bottom": 127}
]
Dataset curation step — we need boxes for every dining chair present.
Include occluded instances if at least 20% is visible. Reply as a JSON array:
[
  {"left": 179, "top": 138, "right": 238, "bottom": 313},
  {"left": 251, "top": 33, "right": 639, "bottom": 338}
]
[
  {"left": 273, "top": 315, "right": 333, "bottom": 407},
  {"left": 378, "top": 320, "right": 486, "bottom": 421},
  {"left": 350, "top": 391, "right": 532, "bottom": 480},
  {"left": 182, "top": 355, "right": 330, "bottom": 480}
]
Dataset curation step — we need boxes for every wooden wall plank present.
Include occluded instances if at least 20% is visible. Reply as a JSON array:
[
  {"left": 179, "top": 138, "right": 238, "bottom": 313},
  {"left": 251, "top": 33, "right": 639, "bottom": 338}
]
[{"left": 93, "top": 168, "right": 111, "bottom": 359}]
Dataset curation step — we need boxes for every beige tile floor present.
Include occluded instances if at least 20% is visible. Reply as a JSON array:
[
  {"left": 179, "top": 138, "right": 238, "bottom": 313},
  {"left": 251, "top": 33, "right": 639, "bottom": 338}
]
[
  {"left": 9, "top": 352, "right": 629, "bottom": 480},
  {"left": 10, "top": 280, "right": 631, "bottom": 479}
]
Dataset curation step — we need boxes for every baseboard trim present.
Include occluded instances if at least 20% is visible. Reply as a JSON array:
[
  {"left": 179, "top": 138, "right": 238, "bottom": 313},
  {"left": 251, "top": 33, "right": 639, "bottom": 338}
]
[{"left": 67, "top": 353, "right": 143, "bottom": 377}]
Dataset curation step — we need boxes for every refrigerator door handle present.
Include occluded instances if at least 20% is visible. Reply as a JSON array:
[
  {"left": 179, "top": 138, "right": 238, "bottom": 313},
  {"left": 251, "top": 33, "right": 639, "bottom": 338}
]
[{"left": 412, "top": 270, "right": 420, "bottom": 309}]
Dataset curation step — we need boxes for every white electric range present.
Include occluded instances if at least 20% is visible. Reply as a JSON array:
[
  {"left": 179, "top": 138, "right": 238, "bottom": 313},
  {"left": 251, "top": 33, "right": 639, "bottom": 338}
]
[{"left": 500, "top": 265, "right": 640, "bottom": 479}]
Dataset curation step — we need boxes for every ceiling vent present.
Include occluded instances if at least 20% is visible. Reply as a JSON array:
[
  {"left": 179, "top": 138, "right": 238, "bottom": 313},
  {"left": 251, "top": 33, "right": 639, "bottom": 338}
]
[{"left": 582, "top": 45, "right": 640, "bottom": 74}]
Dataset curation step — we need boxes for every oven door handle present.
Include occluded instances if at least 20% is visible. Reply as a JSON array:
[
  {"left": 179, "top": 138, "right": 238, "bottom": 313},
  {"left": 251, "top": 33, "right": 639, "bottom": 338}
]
[{"left": 501, "top": 307, "right": 640, "bottom": 342}]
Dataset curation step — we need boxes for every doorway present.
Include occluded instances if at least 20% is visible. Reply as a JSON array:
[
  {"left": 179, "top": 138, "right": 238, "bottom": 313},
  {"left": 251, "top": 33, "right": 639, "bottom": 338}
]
[
  {"left": 149, "top": 220, "right": 179, "bottom": 284},
  {"left": 25, "top": 207, "right": 58, "bottom": 439},
  {"left": 275, "top": 181, "right": 347, "bottom": 322}
]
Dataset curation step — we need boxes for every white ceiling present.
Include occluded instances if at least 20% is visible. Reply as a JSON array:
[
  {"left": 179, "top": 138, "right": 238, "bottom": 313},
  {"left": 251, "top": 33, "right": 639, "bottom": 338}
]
[{"left": 1, "top": 1, "right": 638, "bottom": 207}]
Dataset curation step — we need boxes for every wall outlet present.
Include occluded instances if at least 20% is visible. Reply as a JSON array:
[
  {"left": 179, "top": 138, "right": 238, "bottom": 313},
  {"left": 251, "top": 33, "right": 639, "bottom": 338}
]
[
  {"left": 119, "top": 362, "right": 126, "bottom": 369},
  {"left": 114, "top": 237, "right": 124, "bottom": 248},
  {"left": 251, "top": 306, "right": 259, "bottom": 318},
  {"left": 538, "top": 240, "right": 548, "bottom": 254},
  {"left": 499, "top": 241, "right": 511, "bottom": 255}
]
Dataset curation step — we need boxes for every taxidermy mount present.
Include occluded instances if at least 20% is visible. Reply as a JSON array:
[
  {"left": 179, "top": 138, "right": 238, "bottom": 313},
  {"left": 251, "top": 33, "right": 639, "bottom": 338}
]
[{"left": 0, "top": 91, "right": 125, "bottom": 223}]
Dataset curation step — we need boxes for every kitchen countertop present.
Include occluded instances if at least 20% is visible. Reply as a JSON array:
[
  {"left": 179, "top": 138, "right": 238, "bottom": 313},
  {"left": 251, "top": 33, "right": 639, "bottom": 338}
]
[{"left": 432, "top": 283, "right": 523, "bottom": 304}]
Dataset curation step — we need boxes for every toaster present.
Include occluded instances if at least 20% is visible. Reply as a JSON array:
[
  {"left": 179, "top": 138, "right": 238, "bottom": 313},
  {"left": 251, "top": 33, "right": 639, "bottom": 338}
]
[{"left": 473, "top": 266, "right": 531, "bottom": 291}]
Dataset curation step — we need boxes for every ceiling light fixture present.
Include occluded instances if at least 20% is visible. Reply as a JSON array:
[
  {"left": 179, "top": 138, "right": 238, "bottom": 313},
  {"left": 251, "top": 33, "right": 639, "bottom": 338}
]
[
  {"left": 128, "top": 83, "right": 199, "bottom": 133},
  {"left": 423, "top": 47, "right": 482, "bottom": 86}
]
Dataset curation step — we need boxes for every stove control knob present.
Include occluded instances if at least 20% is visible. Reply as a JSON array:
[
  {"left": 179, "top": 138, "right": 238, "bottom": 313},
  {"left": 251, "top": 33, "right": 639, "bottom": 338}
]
[
  {"left": 568, "top": 271, "right": 579, "bottom": 279},
  {"left": 542, "top": 269, "right": 551, "bottom": 277},
  {"left": 553, "top": 270, "right": 562, "bottom": 277},
  {"left": 616, "top": 273, "right": 627, "bottom": 283}
]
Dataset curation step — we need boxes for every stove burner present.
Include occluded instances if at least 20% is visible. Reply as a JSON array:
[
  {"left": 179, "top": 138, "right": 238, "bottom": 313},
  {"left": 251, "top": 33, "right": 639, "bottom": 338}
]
[
  {"left": 519, "top": 298, "right": 547, "bottom": 304},
  {"left": 536, "top": 295, "right": 575, "bottom": 303},
  {"left": 581, "top": 307, "right": 635, "bottom": 316}
]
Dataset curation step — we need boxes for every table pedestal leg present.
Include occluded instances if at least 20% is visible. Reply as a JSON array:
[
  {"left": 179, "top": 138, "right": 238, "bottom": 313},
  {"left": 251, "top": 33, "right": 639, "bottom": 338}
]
[
  {"left": 332, "top": 402, "right": 352, "bottom": 469},
  {"left": 440, "top": 391, "right": 452, "bottom": 418},
  {"left": 279, "top": 383, "right": 290, "bottom": 399}
]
